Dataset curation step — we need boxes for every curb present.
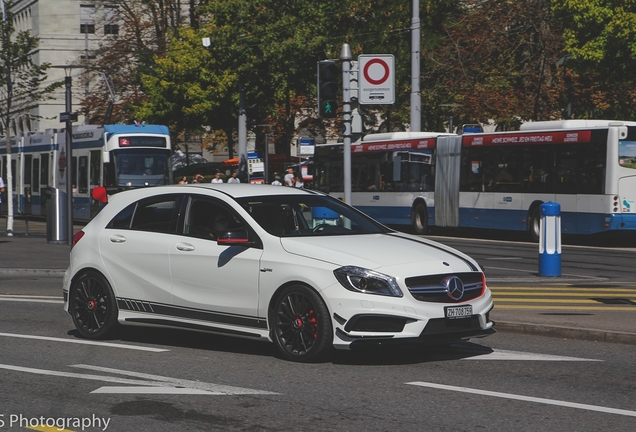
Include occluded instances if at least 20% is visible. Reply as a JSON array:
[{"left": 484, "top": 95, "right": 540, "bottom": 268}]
[
  {"left": 0, "top": 268, "right": 65, "bottom": 276},
  {"left": 495, "top": 321, "right": 636, "bottom": 346}
]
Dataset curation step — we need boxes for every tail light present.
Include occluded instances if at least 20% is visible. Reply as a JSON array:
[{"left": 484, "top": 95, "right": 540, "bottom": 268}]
[{"left": 71, "top": 230, "right": 85, "bottom": 251}]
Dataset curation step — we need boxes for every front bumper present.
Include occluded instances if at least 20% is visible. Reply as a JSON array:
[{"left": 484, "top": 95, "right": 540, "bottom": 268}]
[{"left": 327, "top": 287, "right": 495, "bottom": 350}]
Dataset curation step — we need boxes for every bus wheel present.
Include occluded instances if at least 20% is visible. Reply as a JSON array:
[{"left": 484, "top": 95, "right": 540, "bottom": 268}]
[
  {"left": 529, "top": 207, "right": 541, "bottom": 242},
  {"left": 412, "top": 203, "right": 428, "bottom": 235}
]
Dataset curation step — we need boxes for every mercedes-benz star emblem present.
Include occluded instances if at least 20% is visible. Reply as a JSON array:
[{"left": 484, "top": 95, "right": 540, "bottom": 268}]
[{"left": 443, "top": 276, "right": 465, "bottom": 301}]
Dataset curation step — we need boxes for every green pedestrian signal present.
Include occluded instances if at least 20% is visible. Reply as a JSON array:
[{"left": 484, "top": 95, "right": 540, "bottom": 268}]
[{"left": 318, "top": 60, "right": 339, "bottom": 118}]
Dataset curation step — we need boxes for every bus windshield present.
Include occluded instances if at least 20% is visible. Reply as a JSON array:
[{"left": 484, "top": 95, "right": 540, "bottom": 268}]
[{"left": 113, "top": 149, "right": 171, "bottom": 187}]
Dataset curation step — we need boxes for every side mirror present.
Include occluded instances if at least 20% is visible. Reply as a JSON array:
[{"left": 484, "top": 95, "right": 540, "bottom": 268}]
[
  {"left": 217, "top": 229, "right": 255, "bottom": 247},
  {"left": 91, "top": 186, "right": 108, "bottom": 203}
]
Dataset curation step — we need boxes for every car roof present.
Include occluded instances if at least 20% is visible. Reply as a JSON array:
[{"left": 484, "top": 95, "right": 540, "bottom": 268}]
[
  {"left": 178, "top": 183, "right": 318, "bottom": 198},
  {"left": 108, "top": 184, "right": 320, "bottom": 204}
]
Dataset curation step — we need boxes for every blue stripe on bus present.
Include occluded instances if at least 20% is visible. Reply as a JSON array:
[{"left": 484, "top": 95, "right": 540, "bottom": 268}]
[{"left": 356, "top": 204, "right": 436, "bottom": 226}]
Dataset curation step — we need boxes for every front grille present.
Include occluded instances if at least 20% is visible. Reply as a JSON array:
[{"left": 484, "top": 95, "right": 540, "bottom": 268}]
[
  {"left": 420, "top": 316, "right": 482, "bottom": 336},
  {"left": 406, "top": 272, "right": 484, "bottom": 303},
  {"left": 344, "top": 315, "right": 407, "bottom": 333}
]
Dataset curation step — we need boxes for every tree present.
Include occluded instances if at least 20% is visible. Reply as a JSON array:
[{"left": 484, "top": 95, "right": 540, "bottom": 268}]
[
  {"left": 426, "top": 0, "right": 565, "bottom": 129},
  {"left": 79, "top": 0, "right": 203, "bottom": 126},
  {"left": 0, "top": 0, "right": 62, "bottom": 234},
  {"left": 553, "top": 0, "right": 636, "bottom": 119}
]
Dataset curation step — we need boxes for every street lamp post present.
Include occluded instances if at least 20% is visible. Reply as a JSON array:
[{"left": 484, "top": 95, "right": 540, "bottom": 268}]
[
  {"left": 51, "top": 66, "right": 80, "bottom": 245},
  {"left": 257, "top": 124, "right": 272, "bottom": 183}
]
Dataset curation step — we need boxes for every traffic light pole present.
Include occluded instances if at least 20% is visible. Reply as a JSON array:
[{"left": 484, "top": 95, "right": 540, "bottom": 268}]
[{"left": 340, "top": 44, "right": 352, "bottom": 205}]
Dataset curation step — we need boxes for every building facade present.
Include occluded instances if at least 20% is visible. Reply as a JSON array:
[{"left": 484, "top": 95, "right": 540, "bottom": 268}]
[{"left": 7, "top": 0, "right": 109, "bottom": 132}]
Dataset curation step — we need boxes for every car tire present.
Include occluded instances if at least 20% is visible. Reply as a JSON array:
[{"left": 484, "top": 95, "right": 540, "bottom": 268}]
[
  {"left": 412, "top": 202, "right": 428, "bottom": 235},
  {"left": 69, "top": 270, "right": 119, "bottom": 339},
  {"left": 529, "top": 206, "right": 541, "bottom": 243},
  {"left": 270, "top": 285, "right": 333, "bottom": 363}
]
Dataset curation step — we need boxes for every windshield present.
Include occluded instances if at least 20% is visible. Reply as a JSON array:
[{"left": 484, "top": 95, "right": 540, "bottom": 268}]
[
  {"left": 236, "top": 194, "right": 390, "bottom": 237},
  {"left": 114, "top": 149, "right": 171, "bottom": 187}
]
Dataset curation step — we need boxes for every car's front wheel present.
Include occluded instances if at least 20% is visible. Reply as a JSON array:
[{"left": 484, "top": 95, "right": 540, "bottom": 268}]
[
  {"left": 70, "top": 270, "right": 119, "bottom": 339},
  {"left": 270, "top": 285, "right": 332, "bottom": 362}
]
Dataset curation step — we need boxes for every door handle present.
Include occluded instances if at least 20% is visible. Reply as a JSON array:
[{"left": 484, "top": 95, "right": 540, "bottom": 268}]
[
  {"left": 109, "top": 234, "right": 126, "bottom": 243},
  {"left": 176, "top": 242, "right": 195, "bottom": 252}
]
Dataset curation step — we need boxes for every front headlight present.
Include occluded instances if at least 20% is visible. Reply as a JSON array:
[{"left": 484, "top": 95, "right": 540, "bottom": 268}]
[{"left": 333, "top": 266, "right": 403, "bottom": 297}]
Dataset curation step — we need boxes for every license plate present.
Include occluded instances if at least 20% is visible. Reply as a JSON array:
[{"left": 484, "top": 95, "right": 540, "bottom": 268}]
[{"left": 445, "top": 305, "right": 473, "bottom": 319}]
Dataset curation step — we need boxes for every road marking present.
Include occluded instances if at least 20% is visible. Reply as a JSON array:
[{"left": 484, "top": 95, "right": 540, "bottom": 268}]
[
  {"left": 91, "top": 386, "right": 219, "bottom": 394},
  {"left": 0, "top": 295, "right": 63, "bottom": 304},
  {"left": 70, "top": 364, "right": 277, "bottom": 395},
  {"left": 0, "top": 363, "right": 277, "bottom": 395},
  {"left": 490, "top": 287, "right": 636, "bottom": 291},
  {"left": 492, "top": 305, "right": 635, "bottom": 310},
  {"left": 493, "top": 292, "right": 635, "bottom": 297},
  {"left": 0, "top": 332, "right": 169, "bottom": 352},
  {"left": 486, "top": 257, "right": 523, "bottom": 260},
  {"left": 406, "top": 381, "right": 636, "bottom": 417},
  {"left": 493, "top": 298, "right": 616, "bottom": 304},
  {"left": 458, "top": 348, "right": 601, "bottom": 361},
  {"left": 27, "top": 426, "right": 75, "bottom": 432}
]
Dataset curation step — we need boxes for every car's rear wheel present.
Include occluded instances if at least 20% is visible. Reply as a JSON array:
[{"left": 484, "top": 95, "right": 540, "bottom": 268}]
[
  {"left": 70, "top": 270, "right": 119, "bottom": 339},
  {"left": 270, "top": 285, "right": 332, "bottom": 362}
]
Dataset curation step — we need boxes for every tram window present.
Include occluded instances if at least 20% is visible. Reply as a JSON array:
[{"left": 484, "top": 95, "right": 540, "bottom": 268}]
[
  {"left": 33, "top": 159, "right": 40, "bottom": 193},
  {"left": 25, "top": 155, "right": 32, "bottom": 188},
  {"left": 41, "top": 154, "right": 49, "bottom": 188},
  {"left": 72, "top": 157, "right": 77, "bottom": 192},
  {"left": 90, "top": 150, "right": 101, "bottom": 187},
  {"left": 79, "top": 156, "right": 89, "bottom": 194}
]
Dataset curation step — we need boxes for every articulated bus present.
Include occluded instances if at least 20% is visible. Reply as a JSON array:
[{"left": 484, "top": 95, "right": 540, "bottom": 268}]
[
  {"left": 0, "top": 124, "right": 172, "bottom": 220},
  {"left": 314, "top": 120, "right": 636, "bottom": 239},
  {"left": 313, "top": 131, "right": 454, "bottom": 233}
]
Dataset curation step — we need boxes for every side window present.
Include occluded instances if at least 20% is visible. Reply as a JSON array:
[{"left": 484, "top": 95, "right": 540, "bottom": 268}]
[
  {"left": 107, "top": 195, "right": 180, "bottom": 233},
  {"left": 131, "top": 197, "right": 178, "bottom": 233},
  {"left": 185, "top": 198, "right": 243, "bottom": 240}
]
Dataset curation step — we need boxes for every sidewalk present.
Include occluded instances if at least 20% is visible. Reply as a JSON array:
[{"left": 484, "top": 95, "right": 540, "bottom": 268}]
[{"left": 2, "top": 218, "right": 635, "bottom": 345}]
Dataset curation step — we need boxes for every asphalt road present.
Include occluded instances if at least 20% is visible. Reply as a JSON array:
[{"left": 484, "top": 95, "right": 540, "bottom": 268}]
[{"left": 0, "top": 275, "right": 635, "bottom": 431}]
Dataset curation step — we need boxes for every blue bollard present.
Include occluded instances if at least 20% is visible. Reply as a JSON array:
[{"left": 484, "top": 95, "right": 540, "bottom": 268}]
[{"left": 538, "top": 202, "right": 561, "bottom": 277}]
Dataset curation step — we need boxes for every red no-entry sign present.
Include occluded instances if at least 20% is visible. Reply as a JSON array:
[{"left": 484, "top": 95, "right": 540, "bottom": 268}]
[{"left": 358, "top": 54, "right": 395, "bottom": 104}]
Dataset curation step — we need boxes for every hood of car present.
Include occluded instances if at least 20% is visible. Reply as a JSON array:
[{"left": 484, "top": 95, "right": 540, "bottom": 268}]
[{"left": 280, "top": 233, "right": 478, "bottom": 276}]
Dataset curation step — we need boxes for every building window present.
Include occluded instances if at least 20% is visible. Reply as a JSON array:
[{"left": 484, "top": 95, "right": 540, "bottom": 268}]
[
  {"left": 80, "top": 4, "right": 96, "bottom": 34},
  {"left": 103, "top": 5, "right": 119, "bottom": 35}
]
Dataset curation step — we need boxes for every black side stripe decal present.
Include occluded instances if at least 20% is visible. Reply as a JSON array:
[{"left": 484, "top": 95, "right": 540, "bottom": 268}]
[{"left": 116, "top": 298, "right": 268, "bottom": 329}]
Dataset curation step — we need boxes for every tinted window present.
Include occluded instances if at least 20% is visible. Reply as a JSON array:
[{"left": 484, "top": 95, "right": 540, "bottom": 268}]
[
  {"left": 184, "top": 198, "right": 244, "bottom": 240},
  {"left": 236, "top": 195, "right": 388, "bottom": 237},
  {"left": 108, "top": 195, "right": 180, "bottom": 233}
]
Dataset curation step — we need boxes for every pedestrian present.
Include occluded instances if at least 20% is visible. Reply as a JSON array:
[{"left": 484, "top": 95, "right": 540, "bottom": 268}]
[
  {"left": 227, "top": 171, "right": 240, "bottom": 183},
  {"left": 284, "top": 167, "right": 295, "bottom": 186},
  {"left": 193, "top": 173, "right": 204, "bottom": 183},
  {"left": 294, "top": 174, "right": 304, "bottom": 189},
  {"left": 211, "top": 172, "right": 224, "bottom": 183},
  {"left": 178, "top": 176, "right": 188, "bottom": 184},
  {"left": 271, "top": 175, "right": 282, "bottom": 186},
  {"left": 0, "top": 175, "right": 5, "bottom": 216}
]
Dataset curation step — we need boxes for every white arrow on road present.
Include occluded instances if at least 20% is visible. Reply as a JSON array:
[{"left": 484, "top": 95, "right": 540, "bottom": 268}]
[{"left": 0, "top": 363, "right": 277, "bottom": 395}]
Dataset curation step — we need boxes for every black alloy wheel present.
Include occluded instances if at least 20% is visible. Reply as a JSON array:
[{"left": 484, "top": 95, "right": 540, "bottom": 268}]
[
  {"left": 70, "top": 271, "right": 119, "bottom": 339},
  {"left": 270, "top": 285, "right": 332, "bottom": 362}
]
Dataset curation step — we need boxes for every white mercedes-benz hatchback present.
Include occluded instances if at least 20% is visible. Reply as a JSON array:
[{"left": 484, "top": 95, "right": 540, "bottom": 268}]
[{"left": 63, "top": 184, "right": 494, "bottom": 362}]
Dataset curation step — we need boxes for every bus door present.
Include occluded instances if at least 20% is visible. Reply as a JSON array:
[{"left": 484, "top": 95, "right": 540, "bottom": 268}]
[{"left": 434, "top": 136, "right": 461, "bottom": 227}]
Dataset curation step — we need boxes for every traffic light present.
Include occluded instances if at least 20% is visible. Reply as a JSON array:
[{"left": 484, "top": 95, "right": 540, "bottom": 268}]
[{"left": 318, "top": 60, "right": 339, "bottom": 118}]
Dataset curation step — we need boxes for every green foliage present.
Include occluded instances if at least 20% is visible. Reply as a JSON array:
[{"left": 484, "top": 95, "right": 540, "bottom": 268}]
[{"left": 553, "top": 0, "right": 636, "bottom": 119}]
